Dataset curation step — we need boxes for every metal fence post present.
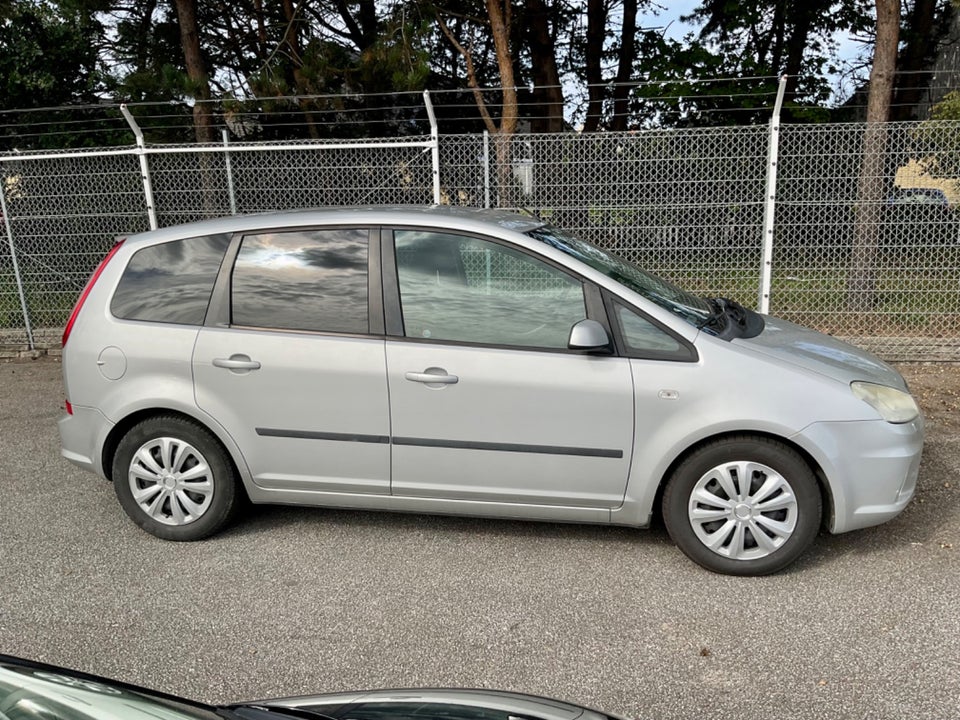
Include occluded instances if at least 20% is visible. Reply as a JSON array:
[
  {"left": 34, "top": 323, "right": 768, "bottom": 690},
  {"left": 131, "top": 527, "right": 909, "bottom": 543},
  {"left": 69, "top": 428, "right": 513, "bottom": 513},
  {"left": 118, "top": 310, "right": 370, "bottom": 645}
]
[
  {"left": 758, "top": 76, "right": 788, "bottom": 314},
  {"left": 0, "top": 173, "right": 34, "bottom": 350},
  {"left": 120, "top": 104, "right": 159, "bottom": 230},
  {"left": 223, "top": 129, "right": 238, "bottom": 215},
  {"left": 483, "top": 130, "right": 491, "bottom": 209},
  {"left": 423, "top": 90, "right": 441, "bottom": 204}
]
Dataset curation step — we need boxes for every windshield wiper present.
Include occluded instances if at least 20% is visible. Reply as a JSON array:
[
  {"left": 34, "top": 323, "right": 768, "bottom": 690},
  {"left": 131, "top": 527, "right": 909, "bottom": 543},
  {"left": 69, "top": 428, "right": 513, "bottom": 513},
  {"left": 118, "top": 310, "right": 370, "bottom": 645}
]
[
  {"left": 697, "top": 297, "right": 728, "bottom": 333},
  {"left": 697, "top": 297, "right": 765, "bottom": 340}
]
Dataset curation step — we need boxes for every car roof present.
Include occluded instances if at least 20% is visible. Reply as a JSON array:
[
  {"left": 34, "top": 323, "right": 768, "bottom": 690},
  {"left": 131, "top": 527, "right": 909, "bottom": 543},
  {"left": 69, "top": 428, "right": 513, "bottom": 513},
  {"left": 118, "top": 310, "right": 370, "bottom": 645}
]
[{"left": 122, "top": 206, "right": 547, "bottom": 246}]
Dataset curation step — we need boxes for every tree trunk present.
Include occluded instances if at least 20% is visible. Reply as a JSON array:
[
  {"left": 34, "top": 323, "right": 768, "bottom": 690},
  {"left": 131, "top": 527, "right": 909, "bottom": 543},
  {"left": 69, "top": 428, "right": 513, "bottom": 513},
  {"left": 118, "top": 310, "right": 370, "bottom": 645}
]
[
  {"left": 439, "top": 1, "right": 518, "bottom": 205},
  {"left": 525, "top": 0, "right": 564, "bottom": 133},
  {"left": 610, "top": 0, "right": 637, "bottom": 132},
  {"left": 583, "top": 0, "right": 606, "bottom": 132},
  {"left": 847, "top": 0, "right": 900, "bottom": 311},
  {"left": 487, "top": 0, "right": 517, "bottom": 135},
  {"left": 782, "top": 1, "right": 816, "bottom": 102},
  {"left": 334, "top": 0, "right": 378, "bottom": 51},
  {"left": 172, "top": 0, "right": 215, "bottom": 144},
  {"left": 486, "top": 0, "right": 518, "bottom": 205},
  {"left": 891, "top": 0, "right": 938, "bottom": 121}
]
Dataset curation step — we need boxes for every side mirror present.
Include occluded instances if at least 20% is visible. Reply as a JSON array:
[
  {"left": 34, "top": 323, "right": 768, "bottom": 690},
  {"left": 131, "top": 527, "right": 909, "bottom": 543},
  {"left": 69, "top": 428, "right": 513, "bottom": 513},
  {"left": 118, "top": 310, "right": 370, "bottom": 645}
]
[{"left": 568, "top": 319, "right": 612, "bottom": 352}]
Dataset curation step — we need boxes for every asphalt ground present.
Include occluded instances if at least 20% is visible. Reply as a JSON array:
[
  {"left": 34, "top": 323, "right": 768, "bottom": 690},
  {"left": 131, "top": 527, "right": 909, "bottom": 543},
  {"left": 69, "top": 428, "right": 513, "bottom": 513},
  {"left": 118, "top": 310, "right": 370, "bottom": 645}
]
[{"left": 0, "top": 359, "right": 958, "bottom": 720}]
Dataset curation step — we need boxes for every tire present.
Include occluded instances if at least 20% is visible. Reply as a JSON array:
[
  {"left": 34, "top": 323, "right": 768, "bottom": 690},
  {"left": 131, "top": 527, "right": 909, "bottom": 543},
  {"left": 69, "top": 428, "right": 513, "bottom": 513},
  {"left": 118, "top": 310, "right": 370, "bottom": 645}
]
[
  {"left": 112, "top": 415, "right": 240, "bottom": 541},
  {"left": 662, "top": 436, "right": 822, "bottom": 576}
]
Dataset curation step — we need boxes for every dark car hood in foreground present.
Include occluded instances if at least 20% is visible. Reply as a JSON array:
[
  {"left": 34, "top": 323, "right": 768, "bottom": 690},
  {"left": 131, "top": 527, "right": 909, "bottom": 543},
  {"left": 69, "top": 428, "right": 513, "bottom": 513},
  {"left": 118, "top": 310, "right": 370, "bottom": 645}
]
[
  {"left": 0, "top": 656, "right": 628, "bottom": 720},
  {"left": 254, "top": 688, "right": 625, "bottom": 720}
]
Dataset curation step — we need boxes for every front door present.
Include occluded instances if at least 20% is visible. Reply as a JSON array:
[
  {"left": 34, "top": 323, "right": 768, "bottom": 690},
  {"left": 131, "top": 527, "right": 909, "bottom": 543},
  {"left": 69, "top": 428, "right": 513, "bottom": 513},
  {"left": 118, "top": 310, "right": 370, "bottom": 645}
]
[{"left": 385, "top": 229, "right": 634, "bottom": 508}]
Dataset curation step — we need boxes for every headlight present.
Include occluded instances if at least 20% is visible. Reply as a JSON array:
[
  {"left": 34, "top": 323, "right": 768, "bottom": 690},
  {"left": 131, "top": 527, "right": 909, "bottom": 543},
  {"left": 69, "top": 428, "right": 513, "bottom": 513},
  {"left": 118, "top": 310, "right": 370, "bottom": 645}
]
[{"left": 851, "top": 381, "right": 920, "bottom": 423}]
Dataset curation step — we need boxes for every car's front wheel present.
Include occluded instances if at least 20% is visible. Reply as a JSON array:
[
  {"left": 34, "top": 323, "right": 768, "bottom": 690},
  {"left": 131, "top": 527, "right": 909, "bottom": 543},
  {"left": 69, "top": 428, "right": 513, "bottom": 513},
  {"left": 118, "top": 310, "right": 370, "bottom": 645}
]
[
  {"left": 662, "top": 436, "right": 822, "bottom": 575},
  {"left": 112, "top": 415, "right": 240, "bottom": 540}
]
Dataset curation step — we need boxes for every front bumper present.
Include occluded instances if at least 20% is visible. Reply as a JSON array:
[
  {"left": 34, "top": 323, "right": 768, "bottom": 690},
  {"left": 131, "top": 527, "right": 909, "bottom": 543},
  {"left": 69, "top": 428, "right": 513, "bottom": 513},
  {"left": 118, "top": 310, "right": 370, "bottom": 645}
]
[
  {"left": 795, "top": 414, "right": 924, "bottom": 534},
  {"left": 58, "top": 405, "right": 114, "bottom": 479}
]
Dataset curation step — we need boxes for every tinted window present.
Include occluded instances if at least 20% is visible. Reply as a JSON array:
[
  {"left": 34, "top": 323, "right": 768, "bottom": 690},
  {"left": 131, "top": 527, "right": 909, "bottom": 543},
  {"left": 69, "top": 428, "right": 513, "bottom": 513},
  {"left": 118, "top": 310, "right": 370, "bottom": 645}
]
[
  {"left": 111, "top": 235, "right": 229, "bottom": 325},
  {"left": 231, "top": 229, "right": 368, "bottom": 333},
  {"left": 395, "top": 230, "right": 585, "bottom": 349}
]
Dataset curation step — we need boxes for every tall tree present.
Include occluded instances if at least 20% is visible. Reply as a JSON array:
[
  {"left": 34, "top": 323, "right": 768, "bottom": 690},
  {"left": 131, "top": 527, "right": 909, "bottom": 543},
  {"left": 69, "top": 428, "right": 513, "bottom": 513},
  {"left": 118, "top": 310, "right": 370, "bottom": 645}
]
[
  {"left": 847, "top": 0, "right": 901, "bottom": 311},
  {"left": 891, "top": 0, "right": 955, "bottom": 121},
  {"left": 524, "top": 0, "right": 564, "bottom": 133},
  {"left": 0, "top": 0, "right": 107, "bottom": 149},
  {"left": 572, "top": 0, "right": 667, "bottom": 131},
  {"left": 172, "top": 0, "right": 214, "bottom": 142},
  {"left": 582, "top": 0, "right": 606, "bottom": 132},
  {"left": 684, "top": 0, "right": 869, "bottom": 122},
  {"left": 437, "top": 0, "right": 517, "bottom": 136},
  {"left": 609, "top": 0, "right": 637, "bottom": 132},
  {"left": 486, "top": 0, "right": 518, "bottom": 136},
  {"left": 437, "top": 0, "right": 520, "bottom": 204}
]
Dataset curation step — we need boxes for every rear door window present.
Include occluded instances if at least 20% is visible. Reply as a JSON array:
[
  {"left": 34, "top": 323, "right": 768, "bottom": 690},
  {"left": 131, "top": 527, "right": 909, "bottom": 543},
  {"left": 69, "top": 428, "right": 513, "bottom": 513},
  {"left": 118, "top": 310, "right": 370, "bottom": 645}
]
[
  {"left": 111, "top": 235, "right": 230, "bottom": 325},
  {"left": 230, "top": 228, "right": 368, "bottom": 333}
]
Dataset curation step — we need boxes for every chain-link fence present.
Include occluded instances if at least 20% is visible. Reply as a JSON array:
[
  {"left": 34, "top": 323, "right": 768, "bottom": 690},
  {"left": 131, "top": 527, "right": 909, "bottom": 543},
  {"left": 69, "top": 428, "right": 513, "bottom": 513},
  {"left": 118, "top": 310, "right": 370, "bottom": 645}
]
[
  {"left": 774, "top": 122, "right": 960, "bottom": 359},
  {"left": 441, "top": 128, "right": 770, "bottom": 303},
  {"left": 2, "top": 119, "right": 959, "bottom": 361},
  {"left": 0, "top": 150, "right": 150, "bottom": 348}
]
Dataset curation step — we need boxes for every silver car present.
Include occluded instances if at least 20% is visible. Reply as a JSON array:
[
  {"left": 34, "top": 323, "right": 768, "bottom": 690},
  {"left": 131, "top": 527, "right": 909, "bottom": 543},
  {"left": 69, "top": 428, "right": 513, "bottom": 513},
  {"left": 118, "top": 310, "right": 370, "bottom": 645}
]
[{"left": 58, "top": 207, "right": 924, "bottom": 575}]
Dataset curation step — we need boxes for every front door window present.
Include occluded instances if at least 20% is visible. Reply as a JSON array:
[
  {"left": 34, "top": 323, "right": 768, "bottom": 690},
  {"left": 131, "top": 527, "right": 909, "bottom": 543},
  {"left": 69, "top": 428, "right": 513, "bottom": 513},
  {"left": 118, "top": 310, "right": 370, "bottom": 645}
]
[{"left": 394, "top": 230, "right": 585, "bottom": 349}]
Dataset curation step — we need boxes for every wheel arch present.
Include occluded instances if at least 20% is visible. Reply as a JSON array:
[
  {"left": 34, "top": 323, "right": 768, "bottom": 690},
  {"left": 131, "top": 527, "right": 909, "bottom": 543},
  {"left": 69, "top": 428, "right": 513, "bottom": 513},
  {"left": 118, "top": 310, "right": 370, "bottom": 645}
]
[
  {"left": 102, "top": 407, "right": 249, "bottom": 497},
  {"left": 652, "top": 430, "right": 835, "bottom": 530}
]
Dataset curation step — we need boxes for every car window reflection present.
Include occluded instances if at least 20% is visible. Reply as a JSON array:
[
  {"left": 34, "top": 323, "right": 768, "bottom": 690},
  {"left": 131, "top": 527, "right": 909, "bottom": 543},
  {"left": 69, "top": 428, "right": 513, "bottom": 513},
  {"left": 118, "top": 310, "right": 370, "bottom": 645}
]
[
  {"left": 395, "top": 231, "right": 585, "bottom": 349},
  {"left": 111, "top": 235, "right": 230, "bottom": 325},
  {"left": 232, "top": 229, "right": 368, "bottom": 334}
]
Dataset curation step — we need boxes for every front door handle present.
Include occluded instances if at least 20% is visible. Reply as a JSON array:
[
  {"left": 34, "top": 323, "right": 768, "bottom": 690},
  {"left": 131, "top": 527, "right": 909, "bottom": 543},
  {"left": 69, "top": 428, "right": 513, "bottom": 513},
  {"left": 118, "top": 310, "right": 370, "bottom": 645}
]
[
  {"left": 213, "top": 354, "right": 261, "bottom": 372},
  {"left": 405, "top": 367, "right": 459, "bottom": 386}
]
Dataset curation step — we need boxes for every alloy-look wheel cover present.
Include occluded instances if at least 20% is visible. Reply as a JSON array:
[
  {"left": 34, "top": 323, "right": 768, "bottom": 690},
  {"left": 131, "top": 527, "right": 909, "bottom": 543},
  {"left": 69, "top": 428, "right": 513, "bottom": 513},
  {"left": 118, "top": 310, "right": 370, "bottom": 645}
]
[
  {"left": 127, "top": 437, "right": 214, "bottom": 526},
  {"left": 688, "top": 460, "right": 799, "bottom": 560}
]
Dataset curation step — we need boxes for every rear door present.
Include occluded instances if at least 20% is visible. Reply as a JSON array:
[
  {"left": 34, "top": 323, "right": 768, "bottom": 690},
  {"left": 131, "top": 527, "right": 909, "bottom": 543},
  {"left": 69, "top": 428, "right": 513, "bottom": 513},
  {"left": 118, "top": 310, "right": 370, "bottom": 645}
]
[
  {"left": 192, "top": 226, "right": 391, "bottom": 494},
  {"left": 384, "top": 228, "right": 635, "bottom": 508}
]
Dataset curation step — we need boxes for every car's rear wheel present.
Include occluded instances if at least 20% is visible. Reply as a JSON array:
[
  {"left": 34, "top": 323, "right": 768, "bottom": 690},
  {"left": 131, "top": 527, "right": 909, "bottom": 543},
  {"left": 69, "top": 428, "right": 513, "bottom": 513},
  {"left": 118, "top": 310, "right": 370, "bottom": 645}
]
[
  {"left": 662, "top": 436, "right": 822, "bottom": 575},
  {"left": 112, "top": 415, "right": 240, "bottom": 540}
]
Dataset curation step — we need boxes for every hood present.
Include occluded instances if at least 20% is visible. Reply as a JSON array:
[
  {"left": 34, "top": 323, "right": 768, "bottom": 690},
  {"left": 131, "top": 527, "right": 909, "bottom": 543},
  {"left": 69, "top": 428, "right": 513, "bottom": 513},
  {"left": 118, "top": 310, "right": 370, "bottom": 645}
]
[{"left": 732, "top": 316, "right": 908, "bottom": 390}]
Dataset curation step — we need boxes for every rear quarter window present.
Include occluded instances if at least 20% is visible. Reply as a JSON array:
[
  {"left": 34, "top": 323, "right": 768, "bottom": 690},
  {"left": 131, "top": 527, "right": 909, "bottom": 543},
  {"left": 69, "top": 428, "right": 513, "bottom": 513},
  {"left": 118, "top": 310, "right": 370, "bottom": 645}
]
[{"left": 111, "top": 235, "right": 230, "bottom": 325}]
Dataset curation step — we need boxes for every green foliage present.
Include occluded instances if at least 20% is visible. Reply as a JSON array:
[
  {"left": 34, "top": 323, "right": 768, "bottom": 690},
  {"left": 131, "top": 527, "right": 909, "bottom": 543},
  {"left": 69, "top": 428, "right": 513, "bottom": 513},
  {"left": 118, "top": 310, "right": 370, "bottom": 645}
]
[
  {"left": 0, "top": 0, "right": 943, "bottom": 143},
  {"left": 0, "top": 0, "right": 112, "bottom": 149},
  {"left": 676, "top": 0, "right": 868, "bottom": 124},
  {"left": 0, "top": 1, "right": 103, "bottom": 108},
  {"left": 110, "top": 2, "right": 186, "bottom": 103},
  {"left": 931, "top": 90, "right": 960, "bottom": 120},
  {"left": 910, "top": 91, "right": 960, "bottom": 180}
]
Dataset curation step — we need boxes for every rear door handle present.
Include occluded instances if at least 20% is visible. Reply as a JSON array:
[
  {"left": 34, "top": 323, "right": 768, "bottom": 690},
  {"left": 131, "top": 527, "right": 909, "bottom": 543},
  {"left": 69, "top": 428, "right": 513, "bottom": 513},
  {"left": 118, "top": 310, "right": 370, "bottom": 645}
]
[
  {"left": 405, "top": 368, "right": 458, "bottom": 385},
  {"left": 213, "top": 355, "right": 261, "bottom": 371}
]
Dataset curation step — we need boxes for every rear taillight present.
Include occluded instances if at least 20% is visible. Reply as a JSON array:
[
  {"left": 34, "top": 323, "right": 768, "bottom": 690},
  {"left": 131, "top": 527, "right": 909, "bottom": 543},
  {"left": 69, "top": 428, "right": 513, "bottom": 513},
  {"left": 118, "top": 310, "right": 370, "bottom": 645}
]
[
  {"left": 65, "top": 399, "right": 73, "bottom": 415},
  {"left": 62, "top": 239, "right": 125, "bottom": 346}
]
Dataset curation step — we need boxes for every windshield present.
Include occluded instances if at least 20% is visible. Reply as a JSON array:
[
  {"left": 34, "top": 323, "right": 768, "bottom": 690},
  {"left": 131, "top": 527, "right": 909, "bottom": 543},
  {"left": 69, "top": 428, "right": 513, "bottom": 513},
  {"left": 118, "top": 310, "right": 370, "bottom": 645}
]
[
  {"left": 0, "top": 661, "right": 221, "bottom": 720},
  {"left": 526, "top": 225, "right": 711, "bottom": 327}
]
